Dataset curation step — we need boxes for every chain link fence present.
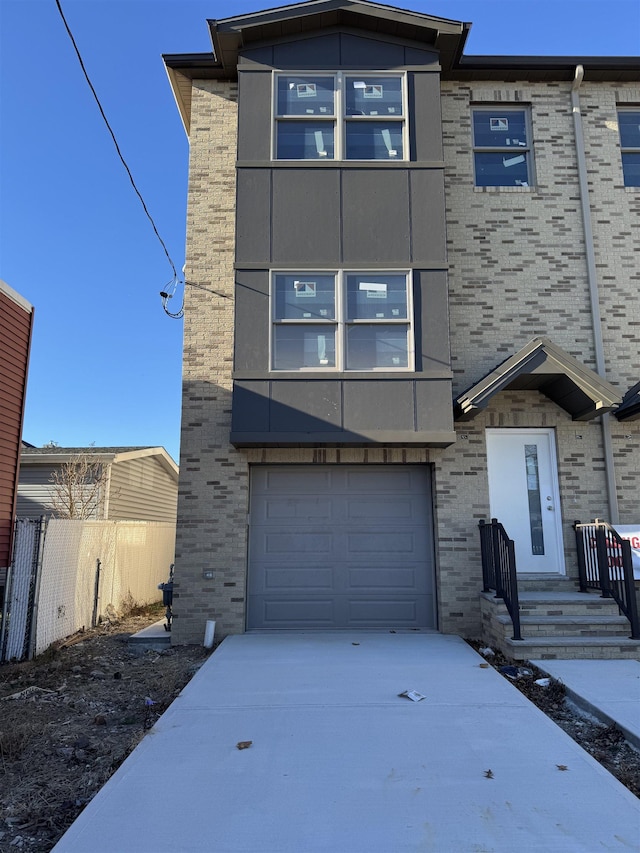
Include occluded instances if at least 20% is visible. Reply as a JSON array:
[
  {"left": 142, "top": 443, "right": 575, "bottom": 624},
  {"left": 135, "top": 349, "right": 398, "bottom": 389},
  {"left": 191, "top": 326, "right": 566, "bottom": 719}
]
[{"left": 1, "top": 519, "right": 175, "bottom": 660}]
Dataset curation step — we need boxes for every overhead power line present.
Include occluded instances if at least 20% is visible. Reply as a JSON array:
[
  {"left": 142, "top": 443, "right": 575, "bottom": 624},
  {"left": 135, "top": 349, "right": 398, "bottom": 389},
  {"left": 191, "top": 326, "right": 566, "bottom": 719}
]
[{"left": 54, "top": 0, "right": 183, "bottom": 318}]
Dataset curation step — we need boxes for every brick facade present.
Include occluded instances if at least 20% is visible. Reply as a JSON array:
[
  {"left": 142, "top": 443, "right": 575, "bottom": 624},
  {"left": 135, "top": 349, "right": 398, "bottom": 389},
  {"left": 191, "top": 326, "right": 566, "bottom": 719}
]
[
  {"left": 435, "top": 79, "right": 640, "bottom": 635},
  {"left": 171, "top": 35, "right": 638, "bottom": 644},
  {"left": 173, "top": 81, "right": 247, "bottom": 643}
]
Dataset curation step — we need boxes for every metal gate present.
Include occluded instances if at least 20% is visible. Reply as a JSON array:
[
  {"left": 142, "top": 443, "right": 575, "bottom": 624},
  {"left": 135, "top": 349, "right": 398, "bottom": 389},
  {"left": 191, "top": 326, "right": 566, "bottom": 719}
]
[{"left": 1, "top": 517, "right": 46, "bottom": 661}]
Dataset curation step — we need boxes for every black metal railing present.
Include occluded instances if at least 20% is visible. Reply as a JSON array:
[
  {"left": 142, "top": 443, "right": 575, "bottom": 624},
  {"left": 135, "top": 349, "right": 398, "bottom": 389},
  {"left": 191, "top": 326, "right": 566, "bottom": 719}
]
[
  {"left": 574, "top": 519, "right": 640, "bottom": 639},
  {"left": 479, "top": 518, "right": 522, "bottom": 641}
]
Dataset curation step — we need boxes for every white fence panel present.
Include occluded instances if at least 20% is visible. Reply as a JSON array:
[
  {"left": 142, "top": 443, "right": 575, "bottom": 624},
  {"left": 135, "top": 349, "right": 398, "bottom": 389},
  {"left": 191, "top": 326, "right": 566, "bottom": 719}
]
[
  {"left": 34, "top": 520, "right": 175, "bottom": 656},
  {"left": 115, "top": 521, "right": 176, "bottom": 605},
  {"left": 35, "top": 520, "right": 85, "bottom": 654}
]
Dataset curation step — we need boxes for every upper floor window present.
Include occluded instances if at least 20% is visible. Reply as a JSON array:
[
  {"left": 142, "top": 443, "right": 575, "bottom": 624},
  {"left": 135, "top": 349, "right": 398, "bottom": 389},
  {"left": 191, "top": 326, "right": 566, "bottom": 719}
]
[
  {"left": 271, "top": 271, "right": 413, "bottom": 371},
  {"left": 618, "top": 108, "right": 640, "bottom": 187},
  {"left": 274, "top": 73, "right": 406, "bottom": 161},
  {"left": 472, "top": 107, "right": 533, "bottom": 187}
]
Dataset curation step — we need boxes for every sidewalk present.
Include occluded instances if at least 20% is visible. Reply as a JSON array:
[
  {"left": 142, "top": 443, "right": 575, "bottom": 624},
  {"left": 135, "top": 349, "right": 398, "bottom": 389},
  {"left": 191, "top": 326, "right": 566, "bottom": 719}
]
[
  {"left": 53, "top": 632, "right": 640, "bottom": 852},
  {"left": 532, "top": 658, "right": 640, "bottom": 749}
]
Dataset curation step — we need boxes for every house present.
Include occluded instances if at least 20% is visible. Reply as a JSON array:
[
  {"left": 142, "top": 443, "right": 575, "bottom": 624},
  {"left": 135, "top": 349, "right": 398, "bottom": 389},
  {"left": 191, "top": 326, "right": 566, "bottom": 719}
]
[
  {"left": 0, "top": 280, "right": 34, "bottom": 597},
  {"left": 17, "top": 446, "right": 179, "bottom": 522},
  {"left": 163, "top": 1, "right": 639, "bottom": 657}
]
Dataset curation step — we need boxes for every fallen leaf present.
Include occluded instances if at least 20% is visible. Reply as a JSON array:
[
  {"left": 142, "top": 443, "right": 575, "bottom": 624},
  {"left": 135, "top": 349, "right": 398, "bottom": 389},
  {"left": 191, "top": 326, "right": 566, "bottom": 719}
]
[
  {"left": 556, "top": 764, "right": 568, "bottom": 771},
  {"left": 484, "top": 769, "right": 494, "bottom": 779},
  {"left": 237, "top": 741, "right": 253, "bottom": 750}
]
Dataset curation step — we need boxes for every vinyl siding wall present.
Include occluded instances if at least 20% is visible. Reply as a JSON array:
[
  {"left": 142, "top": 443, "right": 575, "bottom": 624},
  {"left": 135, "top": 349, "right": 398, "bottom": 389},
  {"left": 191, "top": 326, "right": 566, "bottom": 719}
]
[
  {"left": 0, "top": 288, "right": 33, "bottom": 571},
  {"left": 108, "top": 457, "right": 178, "bottom": 523},
  {"left": 16, "top": 463, "right": 105, "bottom": 519}
]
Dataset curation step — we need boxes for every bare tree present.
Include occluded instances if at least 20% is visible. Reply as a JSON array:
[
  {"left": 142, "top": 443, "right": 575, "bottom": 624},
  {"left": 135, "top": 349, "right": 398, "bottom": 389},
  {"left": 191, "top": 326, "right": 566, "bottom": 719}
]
[{"left": 47, "top": 453, "right": 107, "bottom": 519}]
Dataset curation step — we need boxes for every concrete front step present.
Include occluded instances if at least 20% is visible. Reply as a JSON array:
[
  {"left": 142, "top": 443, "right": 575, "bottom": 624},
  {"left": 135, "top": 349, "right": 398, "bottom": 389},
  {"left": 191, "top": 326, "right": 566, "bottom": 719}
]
[
  {"left": 517, "top": 591, "right": 622, "bottom": 618},
  {"left": 128, "top": 619, "right": 171, "bottom": 651},
  {"left": 504, "top": 636, "right": 640, "bottom": 661},
  {"left": 494, "top": 613, "right": 631, "bottom": 639},
  {"left": 515, "top": 574, "right": 579, "bottom": 593},
  {"left": 480, "top": 590, "right": 639, "bottom": 660}
]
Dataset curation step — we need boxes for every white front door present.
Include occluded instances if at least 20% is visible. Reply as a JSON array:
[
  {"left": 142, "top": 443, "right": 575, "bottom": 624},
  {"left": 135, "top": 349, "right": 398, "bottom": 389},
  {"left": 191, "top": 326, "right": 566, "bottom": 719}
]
[{"left": 486, "top": 429, "right": 565, "bottom": 574}]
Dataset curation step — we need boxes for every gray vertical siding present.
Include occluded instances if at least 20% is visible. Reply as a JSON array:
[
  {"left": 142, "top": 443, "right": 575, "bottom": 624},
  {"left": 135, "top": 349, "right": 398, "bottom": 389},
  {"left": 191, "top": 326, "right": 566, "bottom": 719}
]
[{"left": 232, "top": 28, "right": 454, "bottom": 446}]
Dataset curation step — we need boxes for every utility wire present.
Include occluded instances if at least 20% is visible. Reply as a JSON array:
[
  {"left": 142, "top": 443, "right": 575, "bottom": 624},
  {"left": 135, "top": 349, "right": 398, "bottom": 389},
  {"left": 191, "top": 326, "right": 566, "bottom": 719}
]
[
  {"left": 54, "top": 0, "right": 182, "bottom": 317},
  {"left": 160, "top": 278, "right": 185, "bottom": 319}
]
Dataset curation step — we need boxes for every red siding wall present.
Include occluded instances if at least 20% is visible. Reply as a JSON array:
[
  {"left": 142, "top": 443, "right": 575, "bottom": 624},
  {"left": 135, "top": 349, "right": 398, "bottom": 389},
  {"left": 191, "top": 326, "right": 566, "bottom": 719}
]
[{"left": 0, "top": 286, "right": 33, "bottom": 571}]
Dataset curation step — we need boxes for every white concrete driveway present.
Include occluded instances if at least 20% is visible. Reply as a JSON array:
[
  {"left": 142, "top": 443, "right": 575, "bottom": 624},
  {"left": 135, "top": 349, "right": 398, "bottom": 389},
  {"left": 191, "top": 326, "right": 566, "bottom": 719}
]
[{"left": 53, "top": 632, "right": 640, "bottom": 852}]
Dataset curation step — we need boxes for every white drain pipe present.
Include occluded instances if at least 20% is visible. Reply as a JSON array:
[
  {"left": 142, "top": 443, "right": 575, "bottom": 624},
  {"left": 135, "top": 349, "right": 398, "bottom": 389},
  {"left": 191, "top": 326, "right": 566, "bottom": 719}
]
[
  {"left": 570, "top": 65, "right": 619, "bottom": 523},
  {"left": 203, "top": 619, "right": 216, "bottom": 649}
]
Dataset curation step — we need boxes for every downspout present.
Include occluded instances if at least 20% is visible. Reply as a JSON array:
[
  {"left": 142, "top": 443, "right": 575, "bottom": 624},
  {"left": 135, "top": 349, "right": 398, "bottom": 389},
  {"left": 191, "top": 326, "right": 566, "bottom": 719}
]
[
  {"left": 570, "top": 65, "right": 619, "bottom": 523},
  {"left": 102, "top": 461, "right": 112, "bottom": 520}
]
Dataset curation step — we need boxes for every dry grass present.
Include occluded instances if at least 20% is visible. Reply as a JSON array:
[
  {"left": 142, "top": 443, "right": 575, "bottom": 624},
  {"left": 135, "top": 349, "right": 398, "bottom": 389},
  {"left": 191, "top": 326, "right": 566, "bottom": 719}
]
[{"left": 0, "top": 606, "right": 210, "bottom": 851}]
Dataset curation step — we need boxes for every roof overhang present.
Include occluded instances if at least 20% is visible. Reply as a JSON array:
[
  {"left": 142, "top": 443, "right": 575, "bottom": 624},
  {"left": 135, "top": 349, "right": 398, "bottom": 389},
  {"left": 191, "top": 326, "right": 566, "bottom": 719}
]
[
  {"left": 163, "top": 2, "right": 638, "bottom": 135},
  {"left": 445, "top": 55, "right": 640, "bottom": 83},
  {"left": 615, "top": 381, "right": 640, "bottom": 422},
  {"left": 113, "top": 447, "right": 179, "bottom": 479},
  {"left": 0, "top": 278, "right": 33, "bottom": 313},
  {"left": 454, "top": 337, "right": 622, "bottom": 422},
  {"left": 20, "top": 452, "right": 117, "bottom": 465},
  {"left": 208, "top": 1, "right": 468, "bottom": 76},
  {"left": 20, "top": 447, "right": 179, "bottom": 479},
  {"left": 164, "top": 0, "right": 469, "bottom": 133}
]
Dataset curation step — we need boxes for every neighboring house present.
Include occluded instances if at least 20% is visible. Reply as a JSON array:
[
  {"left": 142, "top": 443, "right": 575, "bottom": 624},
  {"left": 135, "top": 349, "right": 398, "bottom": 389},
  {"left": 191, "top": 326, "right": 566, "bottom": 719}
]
[
  {"left": 17, "top": 446, "right": 178, "bottom": 522},
  {"left": 0, "top": 280, "right": 34, "bottom": 594},
  {"left": 164, "top": 1, "right": 639, "bottom": 655}
]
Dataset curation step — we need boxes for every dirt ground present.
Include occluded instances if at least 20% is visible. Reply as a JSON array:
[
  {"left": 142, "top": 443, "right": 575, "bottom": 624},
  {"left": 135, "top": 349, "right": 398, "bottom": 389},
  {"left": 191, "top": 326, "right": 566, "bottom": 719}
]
[
  {"left": 0, "top": 605, "right": 210, "bottom": 852},
  {"left": 0, "top": 618, "right": 638, "bottom": 852}
]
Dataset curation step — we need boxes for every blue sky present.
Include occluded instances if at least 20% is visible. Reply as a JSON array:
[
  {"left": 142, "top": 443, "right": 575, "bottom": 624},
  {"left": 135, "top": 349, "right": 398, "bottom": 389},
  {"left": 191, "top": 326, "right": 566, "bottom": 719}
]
[{"left": 1, "top": 0, "right": 638, "bottom": 463}]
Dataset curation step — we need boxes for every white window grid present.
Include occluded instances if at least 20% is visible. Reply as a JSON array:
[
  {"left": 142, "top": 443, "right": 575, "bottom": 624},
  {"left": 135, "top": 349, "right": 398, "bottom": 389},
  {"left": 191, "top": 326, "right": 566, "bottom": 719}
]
[
  {"left": 270, "top": 269, "right": 415, "bottom": 372},
  {"left": 471, "top": 105, "right": 535, "bottom": 187},
  {"left": 272, "top": 71, "right": 408, "bottom": 161}
]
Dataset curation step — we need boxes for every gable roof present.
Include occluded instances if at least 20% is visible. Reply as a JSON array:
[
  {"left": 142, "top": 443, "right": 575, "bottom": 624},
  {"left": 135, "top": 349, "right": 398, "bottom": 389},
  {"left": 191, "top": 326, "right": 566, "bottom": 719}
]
[
  {"left": 164, "top": 0, "right": 638, "bottom": 134},
  {"left": 165, "top": 0, "right": 468, "bottom": 132},
  {"left": 20, "top": 446, "right": 179, "bottom": 479},
  {"left": 208, "top": 1, "right": 468, "bottom": 75},
  {"left": 454, "top": 337, "right": 622, "bottom": 422}
]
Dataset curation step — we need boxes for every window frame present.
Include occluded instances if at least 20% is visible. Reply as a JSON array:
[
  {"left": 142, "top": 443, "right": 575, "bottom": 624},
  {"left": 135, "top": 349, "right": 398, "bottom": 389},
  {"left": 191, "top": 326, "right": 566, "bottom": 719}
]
[
  {"left": 618, "top": 106, "right": 640, "bottom": 188},
  {"left": 471, "top": 106, "right": 535, "bottom": 188},
  {"left": 270, "top": 270, "right": 414, "bottom": 372},
  {"left": 272, "top": 71, "right": 408, "bottom": 162}
]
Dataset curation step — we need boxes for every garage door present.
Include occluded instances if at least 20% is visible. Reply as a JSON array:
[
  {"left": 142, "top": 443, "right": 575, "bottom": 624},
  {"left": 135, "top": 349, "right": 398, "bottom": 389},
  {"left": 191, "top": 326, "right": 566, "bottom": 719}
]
[{"left": 247, "top": 465, "right": 435, "bottom": 629}]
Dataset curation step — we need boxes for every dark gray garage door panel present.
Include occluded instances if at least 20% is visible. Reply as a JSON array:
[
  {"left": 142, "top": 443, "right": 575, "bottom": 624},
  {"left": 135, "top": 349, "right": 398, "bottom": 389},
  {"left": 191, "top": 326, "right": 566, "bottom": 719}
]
[{"left": 247, "top": 466, "right": 435, "bottom": 629}]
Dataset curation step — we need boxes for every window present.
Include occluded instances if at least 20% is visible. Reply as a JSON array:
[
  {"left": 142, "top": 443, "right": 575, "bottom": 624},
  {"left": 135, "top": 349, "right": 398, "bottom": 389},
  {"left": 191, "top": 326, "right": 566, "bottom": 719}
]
[
  {"left": 472, "top": 108, "right": 533, "bottom": 187},
  {"left": 618, "top": 108, "right": 640, "bottom": 187},
  {"left": 274, "top": 74, "right": 406, "bottom": 161},
  {"left": 271, "top": 271, "right": 412, "bottom": 371}
]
